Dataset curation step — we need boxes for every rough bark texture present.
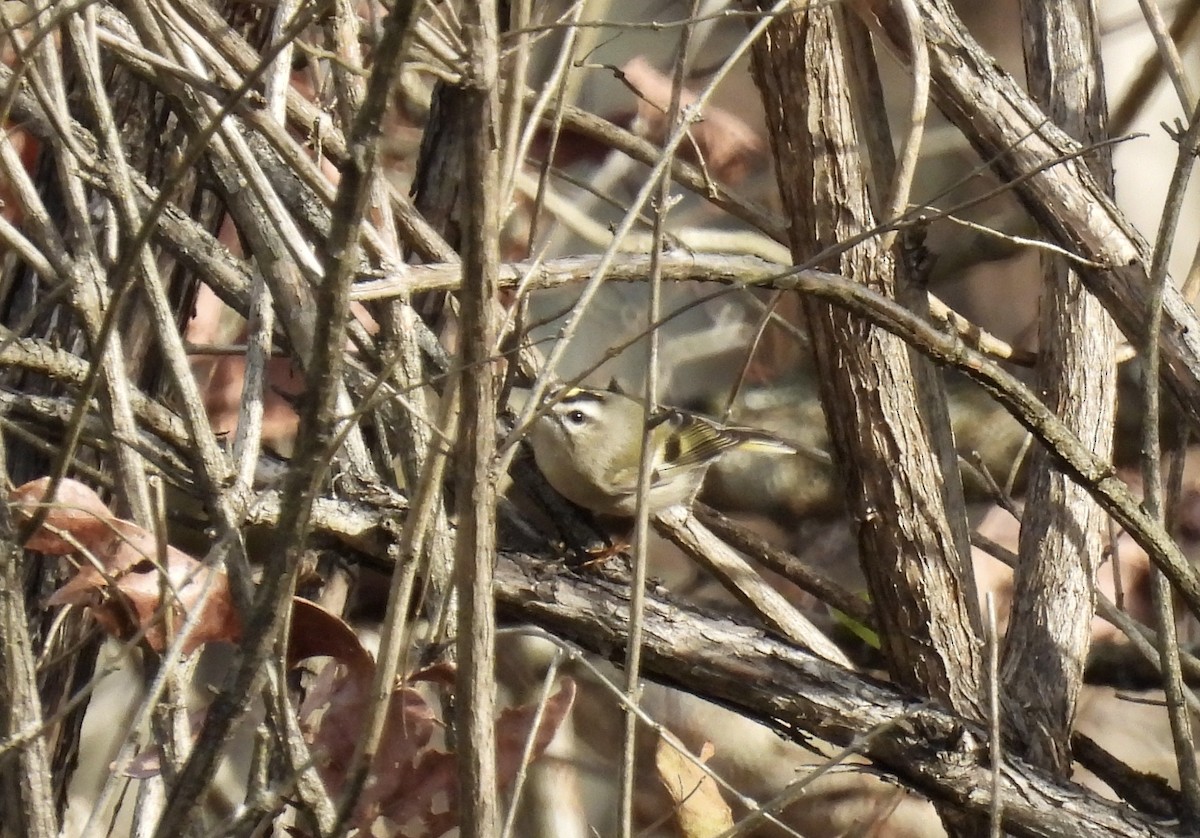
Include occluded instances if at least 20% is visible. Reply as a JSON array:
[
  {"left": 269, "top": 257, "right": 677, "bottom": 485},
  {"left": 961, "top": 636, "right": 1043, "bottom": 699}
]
[
  {"left": 859, "top": 0, "right": 1200, "bottom": 432},
  {"left": 1001, "top": 0, "right": 1117, "bottom": 776},
  {"left": 747, "top": 5, "right": 983, "bottom": 717},
  {"left": 494, "top": 557, "right": 1182, "bottom": 838}
]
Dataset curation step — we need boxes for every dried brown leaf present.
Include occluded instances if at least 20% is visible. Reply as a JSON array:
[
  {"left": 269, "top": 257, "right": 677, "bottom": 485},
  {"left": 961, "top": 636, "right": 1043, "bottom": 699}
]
[
  {"left": 14, "top": 477, "right": 242, "bottom": 654},
  {"left": 655, "top": 738, "right": 734, "bottom": 838}
]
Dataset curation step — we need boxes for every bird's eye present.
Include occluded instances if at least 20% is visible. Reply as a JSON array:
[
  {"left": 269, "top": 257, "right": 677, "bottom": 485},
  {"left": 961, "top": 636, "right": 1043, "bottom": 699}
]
[{"left": 565, "top": 409, "right": 587, "bottom": 425}]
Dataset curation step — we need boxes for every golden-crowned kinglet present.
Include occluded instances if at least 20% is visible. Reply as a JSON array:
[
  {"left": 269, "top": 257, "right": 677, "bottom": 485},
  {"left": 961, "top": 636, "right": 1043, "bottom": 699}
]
[{"left": 529, "top": 387, "right": 797, "bottom": 517}]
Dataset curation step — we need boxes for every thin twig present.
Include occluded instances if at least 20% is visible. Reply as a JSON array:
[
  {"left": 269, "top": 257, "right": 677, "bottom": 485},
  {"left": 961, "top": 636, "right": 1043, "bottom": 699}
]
[
  {"left": 1135, "top": 0, "right": 1195, "bottom": 110},
  {"left": 986, "top": 593, "right": 1001, "bottom": 838},
  {"left": 622, "top": 8, "right": 698, "bottom": 832},
  {"left": 499, "top": 651, "right": 564, "bottom": 838},
  {"left": 1141, "top": 93, "right": 1200, "bottom": 822},
  {"left": 878, "top": 0, "right": 927, "bottom": 252}
]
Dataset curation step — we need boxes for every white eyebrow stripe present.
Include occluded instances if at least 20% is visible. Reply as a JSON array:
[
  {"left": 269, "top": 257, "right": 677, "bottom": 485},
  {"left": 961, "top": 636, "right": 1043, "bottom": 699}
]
[{"left": 554, "top": 395, "right": 605, "bottom": 420}]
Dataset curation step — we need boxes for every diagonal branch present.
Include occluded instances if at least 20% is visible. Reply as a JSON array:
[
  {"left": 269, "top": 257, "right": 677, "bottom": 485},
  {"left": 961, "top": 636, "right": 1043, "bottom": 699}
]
[
  {"left": 857, "top": 0, "right": 1200, "bottom": 431},
  {"left": 494, "top": 557, "right": 1182, "bottom": 838}
]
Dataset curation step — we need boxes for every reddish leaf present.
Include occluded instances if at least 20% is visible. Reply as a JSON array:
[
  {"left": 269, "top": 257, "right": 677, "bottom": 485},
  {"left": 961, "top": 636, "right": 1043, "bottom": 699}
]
[
  {"left": 296, "top": 652, "right": 576, "bottom": 837},
  {"left": 495, "top": 678, "right": 577, "bottom": 782},
  {"left": 14, "top": 477, "right": 241, "bottom": 654},
  {"left": 289, "top": 597, "right": 374, "bottom": 681},
  {"left": 10, "top": 477, "right": 120, "bottom": 555},
  {"left": 370, "top": 677, "right": 577, "bottom": 837}
]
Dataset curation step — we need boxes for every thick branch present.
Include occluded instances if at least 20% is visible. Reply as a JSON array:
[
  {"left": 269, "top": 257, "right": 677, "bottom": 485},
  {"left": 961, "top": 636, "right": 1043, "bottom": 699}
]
[
  {"left": 1001, "top": 0, "right": 1117, "bottom": 777},
  {"left": 749, "top": 3, "right": 983, "bottom": 719},
  {"left": 494, "top": 558, "right": 1181, "bottom": 838}
]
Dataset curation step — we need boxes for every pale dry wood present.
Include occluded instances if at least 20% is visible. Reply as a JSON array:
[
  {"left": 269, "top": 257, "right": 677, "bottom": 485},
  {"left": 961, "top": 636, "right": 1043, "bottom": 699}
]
[
  {"left": 0, "top": 519, "right": 56, "bottom": 837},
  {"left": 24, "top": 23, "right": 153, "bottom": 527},
  {"left": 123, "top": 0, "right": 414, "bottom": 831},
  {"left": 1001, "top": 0, "right": 1118, "bottom": 778},
  {"left": 453, "top": 3, "right": 503, "bottom": 835},
  {"left": 654, "top": 506, "right": 852, "bottom": 667}
]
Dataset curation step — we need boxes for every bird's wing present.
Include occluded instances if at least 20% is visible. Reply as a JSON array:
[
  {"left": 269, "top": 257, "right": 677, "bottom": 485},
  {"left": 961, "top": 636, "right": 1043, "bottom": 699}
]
[{"left": 610, "top": 409, "right": 797, "bottom": 488}]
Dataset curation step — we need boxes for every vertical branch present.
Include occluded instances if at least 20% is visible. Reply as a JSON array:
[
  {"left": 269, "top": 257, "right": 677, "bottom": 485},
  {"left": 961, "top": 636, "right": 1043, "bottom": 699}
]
[
  {"left": 748, "top": 19, "right": 991, "bottom": 825},
  {"left": 1140, "top": 91, "right": 1200, "bottom": 828},
  {"left": 844, "top": 4, "right": 981, "bottom": 636},
  {"left": 1002, "top": 0, "right": 1118, "bottom": 777},
  {"left": 455, "top": 2, "right": 502, "bottom": 836},
  {"left": 621, "top": 9, "right": 701, "bottom": 834},
  {"left": 747, "top": 2, "right": 983, "bottom": 720},
  {"left": 0, "top": 496, "right": 56, "bottom": 837}
]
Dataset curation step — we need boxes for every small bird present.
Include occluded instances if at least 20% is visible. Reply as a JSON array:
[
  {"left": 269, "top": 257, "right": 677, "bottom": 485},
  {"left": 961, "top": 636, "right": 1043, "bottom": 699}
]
[{"left": 529, "top": 387, "right": 797, "bottom": 517}]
